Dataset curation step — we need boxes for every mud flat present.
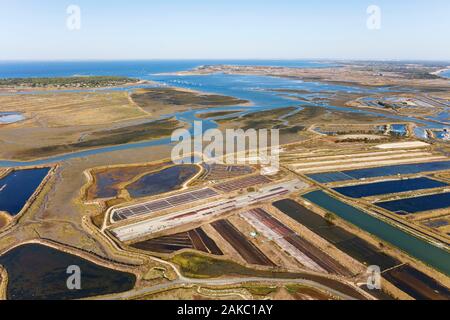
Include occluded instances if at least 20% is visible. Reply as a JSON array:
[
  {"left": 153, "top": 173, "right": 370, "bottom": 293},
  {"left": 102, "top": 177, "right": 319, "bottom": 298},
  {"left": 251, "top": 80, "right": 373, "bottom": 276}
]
[
  {"left": 0, "top": 243, "right": 136, "bottom": 300},
  {"left": 0, "top": 91, "right": 148, "bottom": 127},
  {"left": 348, "top": 94, "right": 450, "bottom": 125},
  {"left": 131, "top": 87, "right": 250, "bottom": 117},
  {"left": 182, "top": 64, "right": 450, "bottom": 89},
  {"left": 0, "top": 85, "right": 248, "bottom": 161},
  {"left": 0, "top": 212, "right": 11, "bottom": 229},
  {"left": 196, "top": 110, "right": 244, "bottom": 119},
  {"left": 0, "top": 90, "right": 153, "bottom": 160},
  {"left": 217, "top": 107, "right": 298, "bottom": 130},
  {"left": 12, "top": 118, "right": 182, "bottom": 160}
]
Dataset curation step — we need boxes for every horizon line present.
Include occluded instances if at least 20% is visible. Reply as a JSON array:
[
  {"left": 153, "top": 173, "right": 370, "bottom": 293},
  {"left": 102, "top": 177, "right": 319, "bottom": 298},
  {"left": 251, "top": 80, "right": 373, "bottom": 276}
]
[{"left": 0, "top": 58, "right": 449, "bottom": 63}]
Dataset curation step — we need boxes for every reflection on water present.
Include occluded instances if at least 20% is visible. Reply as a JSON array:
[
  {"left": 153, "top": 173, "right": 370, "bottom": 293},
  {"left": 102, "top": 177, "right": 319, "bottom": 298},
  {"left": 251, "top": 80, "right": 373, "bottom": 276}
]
[
  {"left": 440, "top": 69, "right": 450, "bottom": 79},
  {"left": 390, "top": 124, "right": 408, "bottom": 136},
  {"left": 333, "top": 177, "right": 448, "bottom": 199},
  {"left": 0, "top": 244, "right": 136, "bottom": 300},
  {"left": 376, "top": 192, "right": 450, "bottom": 215},
  {"left": 0, "top": 168, "right": 50, "bottom": 216},
  {"left": 126, "top": 165, "right": 199, "bottom": 198},
  {"left": 0, "top": 112, "right": 25, "bottom": 124}
]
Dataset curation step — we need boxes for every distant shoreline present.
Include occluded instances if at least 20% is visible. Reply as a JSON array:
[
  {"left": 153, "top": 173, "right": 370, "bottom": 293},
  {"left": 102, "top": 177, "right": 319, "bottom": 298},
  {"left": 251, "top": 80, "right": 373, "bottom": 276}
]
[
  {"left": 431, "top": 67, "right": 450, "bottom": 77},
  {"left": 0, "top": 79, "right": 156, "bottom": 94},
  {"left": 0, "top": 76, "right": 147, "bottom": 90}
]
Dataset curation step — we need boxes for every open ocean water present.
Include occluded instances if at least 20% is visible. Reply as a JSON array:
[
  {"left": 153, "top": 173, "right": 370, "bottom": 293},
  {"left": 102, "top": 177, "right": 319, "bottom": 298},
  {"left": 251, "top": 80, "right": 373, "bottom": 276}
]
[{"left": 0, "top": 60, "right": 335, "bottom": 78}]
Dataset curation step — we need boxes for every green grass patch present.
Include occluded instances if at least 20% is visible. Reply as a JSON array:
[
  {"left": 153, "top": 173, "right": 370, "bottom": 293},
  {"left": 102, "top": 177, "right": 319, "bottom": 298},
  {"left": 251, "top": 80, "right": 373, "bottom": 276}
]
[
  {"left": 196, "top": 110, "right": 243, "bottom": 119},
  {"left": 243, "top": 285, "right": 278, "bottom": 296},
  {"left": 218, "top": 107, "right": 297, "bottom": 130},
  {"left": 171, "top": 252, "right": 300, "bottom": 279},
  {"left": 0, "top": 76, "right": 138, "bottom": 88},
  {"left": 285, "top": 284, "right": 306, "bottom": 295}
]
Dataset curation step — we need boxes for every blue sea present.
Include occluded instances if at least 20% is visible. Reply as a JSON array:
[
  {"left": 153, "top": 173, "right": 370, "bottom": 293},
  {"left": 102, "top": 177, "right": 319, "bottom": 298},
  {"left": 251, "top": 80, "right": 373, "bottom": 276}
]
[
  {"left": 0, "top": 60, "right": 335, "bottom": 79},
  {"left": 440, "top": 69, "right": 450, "bottom": 79}
]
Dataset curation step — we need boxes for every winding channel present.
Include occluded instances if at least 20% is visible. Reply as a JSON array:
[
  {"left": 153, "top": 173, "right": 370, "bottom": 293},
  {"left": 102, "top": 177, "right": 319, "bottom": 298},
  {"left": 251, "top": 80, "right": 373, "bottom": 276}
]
[{"left": 0, "top": 72, "right": 447, "bottom": 168}]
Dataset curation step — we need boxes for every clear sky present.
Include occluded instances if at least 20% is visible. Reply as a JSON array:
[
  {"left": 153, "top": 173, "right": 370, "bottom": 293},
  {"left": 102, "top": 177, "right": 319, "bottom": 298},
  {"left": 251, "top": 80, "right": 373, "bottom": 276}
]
[{"left": 1, "top": 0, "right": 449, "bottom": 61}]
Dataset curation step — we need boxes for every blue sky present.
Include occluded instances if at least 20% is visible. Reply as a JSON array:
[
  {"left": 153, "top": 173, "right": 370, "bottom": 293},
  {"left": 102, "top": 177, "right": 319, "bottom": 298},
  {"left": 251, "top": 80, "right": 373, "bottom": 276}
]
[{"left": 1, "top": 0, "right": 449, "bottom": 60}]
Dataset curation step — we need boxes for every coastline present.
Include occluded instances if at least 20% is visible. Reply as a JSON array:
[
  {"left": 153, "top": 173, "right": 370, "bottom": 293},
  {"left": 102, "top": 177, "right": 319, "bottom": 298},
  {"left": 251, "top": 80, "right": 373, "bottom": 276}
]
[
  {"left": 431, "top": 67, "right": 450, "bottom": 77},
  {"left": 0, "top": 79, "right": 157, "bottom": 94}
]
